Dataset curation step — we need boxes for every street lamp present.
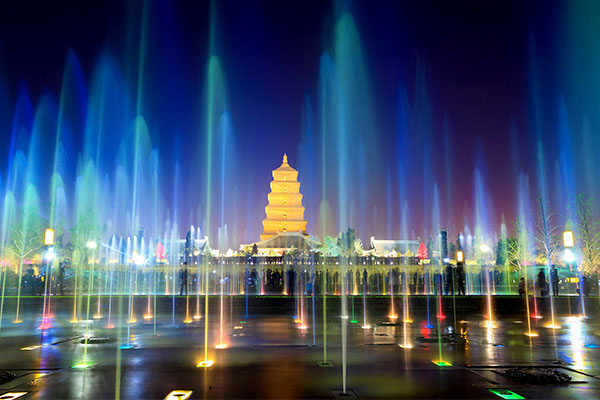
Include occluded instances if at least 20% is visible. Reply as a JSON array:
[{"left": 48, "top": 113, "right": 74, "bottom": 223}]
[{"left": 456, "top": 250, "right": 464, "bottom": 263}]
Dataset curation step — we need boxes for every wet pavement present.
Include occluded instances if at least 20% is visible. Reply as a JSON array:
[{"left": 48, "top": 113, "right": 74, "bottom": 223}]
[{"left": 0, "top": 295, "right": 599, "bottom": 399}]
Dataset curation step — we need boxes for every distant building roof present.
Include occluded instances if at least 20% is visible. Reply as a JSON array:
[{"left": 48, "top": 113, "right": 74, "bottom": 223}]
[
  {"left": 241, "top": 232, "right": 317, "bottom": 255},
  {"left": 369, "top": 237, "right": 420, "bottom": 255}
]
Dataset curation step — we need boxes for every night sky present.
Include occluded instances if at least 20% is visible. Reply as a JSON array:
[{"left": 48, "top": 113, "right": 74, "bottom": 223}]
[{"left": 0, "top": 0, "right": 597, "bottom": 244}]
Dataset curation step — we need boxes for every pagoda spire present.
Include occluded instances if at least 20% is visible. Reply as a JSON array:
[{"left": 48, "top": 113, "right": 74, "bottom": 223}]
[{"left": 283, "top": 153, "right": 288, "bottom": 164}]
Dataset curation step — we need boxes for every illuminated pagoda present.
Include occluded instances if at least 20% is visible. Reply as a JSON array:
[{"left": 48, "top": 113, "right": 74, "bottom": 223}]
[
  {"left": 260, "top": 154, "right": 308, "bottom": 240},
  {"left": 241, "top": 154, "right": 312, "bottom": 256}
]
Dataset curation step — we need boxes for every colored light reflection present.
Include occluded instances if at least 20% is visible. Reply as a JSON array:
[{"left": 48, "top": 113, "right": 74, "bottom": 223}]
[
  {"left": 71, "top": 361, "right": 94, "bottom": 369},
  {"left": 483, "top": 320, "right": 496, "bottom": 329},
  {"left": 432, "top": 360, "right": 452, "bottom": 366},
  {"left": 197, "top": 360, "right": 214, "bottom": 368},
  {"left": 164, "top": 390, "right": 193, "bottom": 400},
  {"left": 545, "top": 323, "right": 561, "bottom": 329},
  {"left": 568, "top": 316, "right": 585, "bottom": 370},
  {"left": 489, "top": 389, "right": 525, "bottom": 400},
  {"left": 20, "top": 345, "right": 42, "bottom": 351}
]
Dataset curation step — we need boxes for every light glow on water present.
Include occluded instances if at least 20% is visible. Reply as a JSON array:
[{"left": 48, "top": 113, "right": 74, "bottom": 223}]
[{"left": 197, "top": 359, "right": 214, "bottom": 368}]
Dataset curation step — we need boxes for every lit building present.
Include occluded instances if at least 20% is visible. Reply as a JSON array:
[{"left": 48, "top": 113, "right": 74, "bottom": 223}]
[{"left": 260, "top": 154, "right": 308, "bottom": 240}]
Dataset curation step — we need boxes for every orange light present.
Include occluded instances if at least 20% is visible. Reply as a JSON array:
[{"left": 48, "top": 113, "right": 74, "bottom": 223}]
[{"left": 456, "top": 250, "right": 464, "bottom": 263}]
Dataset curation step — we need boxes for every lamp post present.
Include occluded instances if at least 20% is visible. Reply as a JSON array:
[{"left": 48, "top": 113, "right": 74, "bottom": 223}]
[{"left": 41, "top": 228, "right": 55, "bottom": 330}]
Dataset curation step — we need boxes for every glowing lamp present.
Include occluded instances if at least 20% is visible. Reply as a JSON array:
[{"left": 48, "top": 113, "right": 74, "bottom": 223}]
[
  {"left": 432, "top": 360, "right": 452, "bottom": 366},
  {"left": 197, "top": 359, "right": 214, "bottom": 368},
  {"left": 164, "top": 391, "right": 193, "bottom": 400},
  {"left": 86, "top": 241, "right": 98, "bottom": 249},
  {"left": 563, "top": 231, "right": 574, "bottom": 248},
  {"left": 44, "top": 229, "right": 54, "bottom": 246},
  {"left": 44, "top": 248, "right": 55, "bottom": 262},
  {"left": 456, "top": 250, "right": 464, "bottom": 263},
  {"left": 489, "top": 389, "right": 525, "bottom": 400},
  {"left": 479, "top": 244, "right": 490, "bottom": 253},
  {"left": 564, "top": 249, "right": 575, "bottom": 263},
  {"left": 0, "top": 393, "right": 28, "bottom": 400},
  {"left": 71, "top": 361, "right": 93, "bottom": 369}
]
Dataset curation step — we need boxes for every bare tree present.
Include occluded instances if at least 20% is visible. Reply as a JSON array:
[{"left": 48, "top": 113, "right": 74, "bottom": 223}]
[
  {"left": 535, "top": 198, "right": 559, "bottom": 268},
  {"left": 507, "top": 220, "right": 527, "bottom": 272},
  {"left": 70, "top": 207, "right": 103, "bottom": 266},
  {"left": 6, "top": 207, "right": 45, "bottom": 321},
  {"left": 576, "top": 195, "right": 600, "bottom": 274}
]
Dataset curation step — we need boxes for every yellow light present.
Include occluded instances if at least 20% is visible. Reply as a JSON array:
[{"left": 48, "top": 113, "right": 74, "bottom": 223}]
[
  {"left": 183, "top": 318, "right": 193, "bottom": 324},
  {"left": 193, "top": 314, "right": 202, "bottom": 320},
  {"left": 0, "top": 392, "right": 28, "bottom": 400},
  {"left": 545, "top": 323, "right": 561, "bottom": 329},
  {"left": 93, "top": 314, "right": 103, "bottom": 319},
  {"left": 44, "top": 228, "right": 55, "bottom": 246},
  {"left": 399, "top": 344, "right": 413, "bottom": 349},
  {"left": 164, "top": 390, "right": 193, "bottom": 400},
  {"left": 215, "top": 343, "right": 228, "bottom": 349},
  {"left": 361, "top": 325, "right": 371, "bottom": 329},
  {"left": 563, "top": 231, "right": 574, "bottom": 248},
  {"left": 143, "top": 314, "right": 153, "bottom": 320},
  {"left": 524, "top": 332, "right": 539, "bottom": 337},
  {"left": 197, "top": 360, "right": 214, "bottom": 368},
  {"left": 20, "top": 345, "right": 42, "bottom": 351},
  {"left": 388, "top": 314, "right": 398, "bottom": 320},
  {"left": 456, "top": 250, "right": 464, "bottom": 263},
  {"left": 484, "top": 321, "right": 496, "bottom": 329}
]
